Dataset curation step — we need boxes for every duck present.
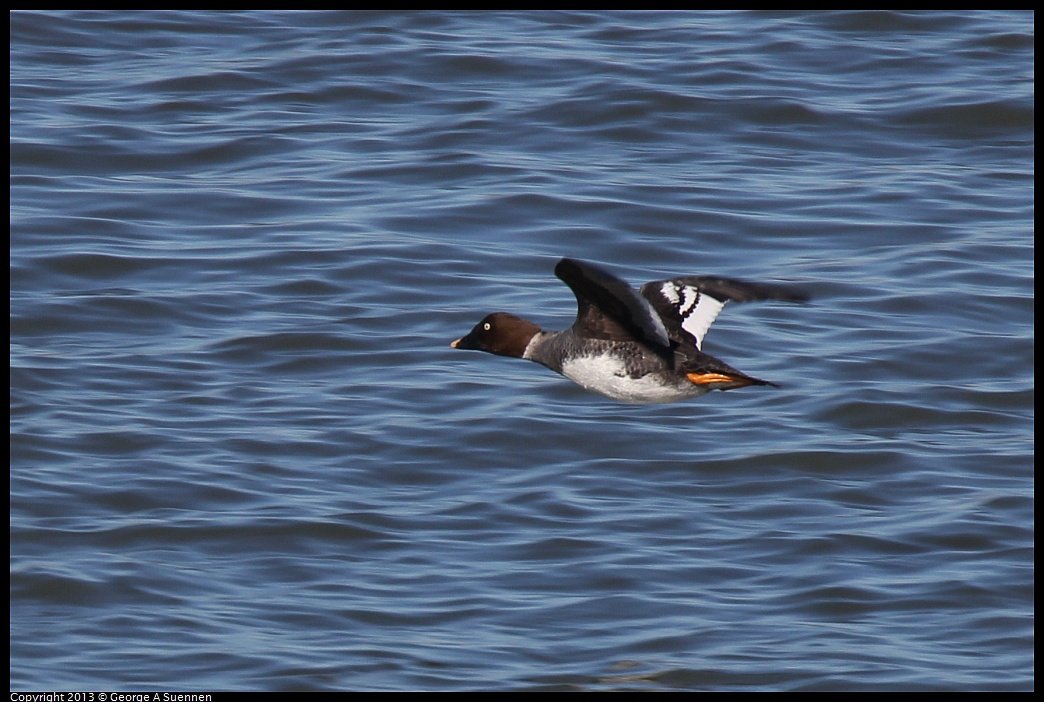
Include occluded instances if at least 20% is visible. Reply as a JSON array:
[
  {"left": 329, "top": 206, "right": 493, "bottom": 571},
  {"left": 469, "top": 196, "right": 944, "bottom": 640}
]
[{"left": 451, "top": 257, "right": 808, "bottom": 404}]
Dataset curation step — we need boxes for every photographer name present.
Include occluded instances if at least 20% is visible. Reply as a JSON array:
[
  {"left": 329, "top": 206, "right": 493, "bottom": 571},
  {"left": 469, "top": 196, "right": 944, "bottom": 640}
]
[{"left": 12, "top": 695, "right": 212, "bottom": 702}]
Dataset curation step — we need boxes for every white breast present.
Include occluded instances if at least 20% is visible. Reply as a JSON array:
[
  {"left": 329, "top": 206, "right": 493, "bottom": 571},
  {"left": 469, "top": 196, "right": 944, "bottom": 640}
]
[{"left": 559, "top": 354, "right": 707, "bottom": 404}]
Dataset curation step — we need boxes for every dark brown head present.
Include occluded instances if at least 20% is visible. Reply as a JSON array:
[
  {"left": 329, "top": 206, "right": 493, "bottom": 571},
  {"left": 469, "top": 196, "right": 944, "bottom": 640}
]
[{"left": 451, "top": 312, "right": 541, "bottom": 358}]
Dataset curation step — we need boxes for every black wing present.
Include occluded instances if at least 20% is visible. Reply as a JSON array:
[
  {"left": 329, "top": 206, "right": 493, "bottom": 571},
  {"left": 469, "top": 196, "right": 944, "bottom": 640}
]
[
  {"left": 640, "top": 276, "right": 809, "bottom": 350},
  {"left": 554, "top": 258, "right": 671, "bottom": 352}
]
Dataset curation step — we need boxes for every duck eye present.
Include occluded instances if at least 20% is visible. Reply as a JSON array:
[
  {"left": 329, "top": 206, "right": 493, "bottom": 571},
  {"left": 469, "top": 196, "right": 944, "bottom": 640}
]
[{"left": 483, "top": 322, "right": 491, "bottom": 331}]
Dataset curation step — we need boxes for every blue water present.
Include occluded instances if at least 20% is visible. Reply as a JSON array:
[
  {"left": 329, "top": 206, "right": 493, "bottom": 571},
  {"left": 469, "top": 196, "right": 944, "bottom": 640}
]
[{"left": 10, "top": 10, "right": 1033, "bottom": 691}]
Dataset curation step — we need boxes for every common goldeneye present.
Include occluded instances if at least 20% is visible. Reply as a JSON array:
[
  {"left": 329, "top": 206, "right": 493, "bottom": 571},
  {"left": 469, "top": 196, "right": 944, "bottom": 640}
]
[{"left": 451, "top": 258, "right": 808, "bottom": 404}]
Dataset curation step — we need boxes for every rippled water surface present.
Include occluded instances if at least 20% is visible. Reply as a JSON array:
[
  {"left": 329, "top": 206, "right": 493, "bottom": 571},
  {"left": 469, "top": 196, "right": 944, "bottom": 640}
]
[{"left": 10, "top": 10, "right": 1033, "bottom": 691}]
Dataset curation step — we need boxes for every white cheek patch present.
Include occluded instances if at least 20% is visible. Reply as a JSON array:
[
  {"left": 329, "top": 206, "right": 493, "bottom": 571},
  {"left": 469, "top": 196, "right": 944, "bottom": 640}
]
[{"left": 663, "top": 282, "right": 726, "bottom": 350}]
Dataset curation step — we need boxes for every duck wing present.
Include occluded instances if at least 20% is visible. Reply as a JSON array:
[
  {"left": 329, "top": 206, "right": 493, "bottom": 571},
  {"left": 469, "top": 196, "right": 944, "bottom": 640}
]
[
  {"left": 640, "top": 276, "right": 809, "bottom": 351},
  {"left": 554, "top": 258, "right": 671, "bottom": 353}
]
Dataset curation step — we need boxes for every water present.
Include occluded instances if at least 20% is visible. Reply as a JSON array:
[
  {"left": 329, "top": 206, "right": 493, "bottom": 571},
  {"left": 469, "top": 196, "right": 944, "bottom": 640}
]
[{"left": 10, "top": 10, "right": 1033, "bottom": 691}]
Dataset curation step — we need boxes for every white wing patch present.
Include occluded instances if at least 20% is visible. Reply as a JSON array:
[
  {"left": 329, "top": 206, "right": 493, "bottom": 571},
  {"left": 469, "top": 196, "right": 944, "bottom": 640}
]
[{"left": 660, "top": 282, "right": 726, "bottom": 350}]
